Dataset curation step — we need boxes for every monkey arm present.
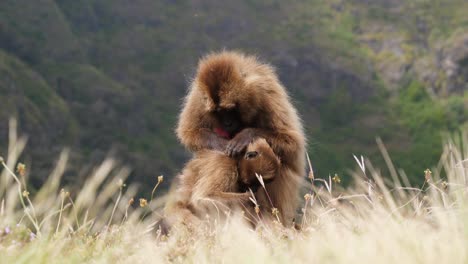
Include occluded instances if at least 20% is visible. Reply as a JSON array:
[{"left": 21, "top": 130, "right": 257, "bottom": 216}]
[
  {"left": 177, "top": 89, "right": 229, "bottom": 151},
  {"left": 207, "top": 191, "right": 251, "bottom": 208},
  {"left": 191, "top": 191, "right": 251, "bottom": 214},
  {"left": 180, "top": 128, "right": 229, "bottom": 151},
  {"left": 264, "top": 129, "right": 304, "bottom": 170},
  {"left": 214, "top": 191, "right": 251, "bottom": 201}
]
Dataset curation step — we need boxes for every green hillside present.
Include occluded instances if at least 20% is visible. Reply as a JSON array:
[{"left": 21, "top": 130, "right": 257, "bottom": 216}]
[{"left": 0, "top": 0, "right": 467, "bottom": 191}]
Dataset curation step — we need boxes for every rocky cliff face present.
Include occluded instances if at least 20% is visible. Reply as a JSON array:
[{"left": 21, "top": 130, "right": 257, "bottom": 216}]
[{"left": 422, "top": 33, "right": 468, "bottom": 95}]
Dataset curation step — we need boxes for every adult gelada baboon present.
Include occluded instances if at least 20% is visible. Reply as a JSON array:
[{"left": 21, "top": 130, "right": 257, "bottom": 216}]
[{"left": 175, "top": 51, "right": 306, "bottom": 225}]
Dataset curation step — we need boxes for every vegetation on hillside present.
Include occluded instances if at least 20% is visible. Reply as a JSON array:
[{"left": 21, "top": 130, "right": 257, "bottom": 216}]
[{"left": 0, "top": 0, "right": 467, "bottom": 191}]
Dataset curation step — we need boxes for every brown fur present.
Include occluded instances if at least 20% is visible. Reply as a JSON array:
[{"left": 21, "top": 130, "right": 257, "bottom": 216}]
[
  {"left": 176, "top": 51, "right": 306, "bottom": 225},
  {"left": 165, "top": 138, "right": 280, "bottom": 226}
]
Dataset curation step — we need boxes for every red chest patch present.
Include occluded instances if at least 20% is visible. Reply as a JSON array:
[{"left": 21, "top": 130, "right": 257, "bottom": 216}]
[{"left": 214, "top": 127, "right": 230, "bottom": 139}]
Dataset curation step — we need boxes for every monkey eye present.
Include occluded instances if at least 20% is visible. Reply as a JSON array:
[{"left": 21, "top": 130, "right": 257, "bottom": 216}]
[{"left": 245, "top": 151, "right": 258, "bottom": 159}]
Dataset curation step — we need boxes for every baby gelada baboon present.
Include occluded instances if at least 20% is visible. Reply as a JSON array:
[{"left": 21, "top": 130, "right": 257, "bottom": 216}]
[{"left": 165, "top": 138, "right": 280, "bottom": 226}]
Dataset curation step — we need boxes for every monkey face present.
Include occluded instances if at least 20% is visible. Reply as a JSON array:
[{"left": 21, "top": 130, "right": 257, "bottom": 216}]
[
  {"left": 196, "top": 52, "right": 260, "bottom": 126},
  {"left": 212, "top": 109, "right": 243, "bottom": 139}
]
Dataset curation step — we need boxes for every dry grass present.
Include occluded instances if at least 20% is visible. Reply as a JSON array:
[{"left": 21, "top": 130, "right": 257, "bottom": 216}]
[{"left": 1, "top": 119, "right": 468, "bottom": 263}]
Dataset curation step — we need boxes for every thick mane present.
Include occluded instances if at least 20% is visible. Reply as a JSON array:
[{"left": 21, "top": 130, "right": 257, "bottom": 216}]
[
  {"left": 196, "top": 54, "right": 242, "bottom": 104},
  {"left": 173, "top": 50, "right": 306, "bottom": 227}
]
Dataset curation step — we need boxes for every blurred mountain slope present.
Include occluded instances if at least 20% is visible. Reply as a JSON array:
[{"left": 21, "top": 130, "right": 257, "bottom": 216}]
[{"left": 0, "top": 0, "right": 467, "bottom": 191}]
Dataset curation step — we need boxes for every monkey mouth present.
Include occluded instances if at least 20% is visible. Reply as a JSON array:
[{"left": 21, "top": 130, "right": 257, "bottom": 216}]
[{"left": 214, "top": 127, "right": 231, "bottom": 139}]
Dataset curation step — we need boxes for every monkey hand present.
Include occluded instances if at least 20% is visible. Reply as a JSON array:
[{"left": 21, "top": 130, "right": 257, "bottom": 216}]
[{"left": 226, "top": 128, "right": 256, "bottom": 157}]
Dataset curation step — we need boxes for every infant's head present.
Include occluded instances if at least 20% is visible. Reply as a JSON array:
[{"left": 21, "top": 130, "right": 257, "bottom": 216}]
[{"left": 238, "top": 138, "right": 280, "bottom": 191}]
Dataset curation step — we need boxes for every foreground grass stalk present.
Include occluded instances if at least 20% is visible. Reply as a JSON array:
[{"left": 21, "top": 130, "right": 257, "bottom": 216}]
[
  {"left": 40, "top": 203, "right": 71, "bottom": 229},
  {"left": 151, "top": 176, "right": 163, "bottom": 201},
  {"left": 255, "top": 173, "right": 281, "bottom": 223},
  {"left": 121, "top": 198, "right": 134, "bottom": 224},
  {"left": 3, "top": 123, "right": 468, "bottom": 263},
  {"left": 302, "top": 193, "right": 311, "bottom": 229},
  {"left": 108, "top": 185, "right": 123, "bottom": 227},
  {"left": 67, "top": 195, "right": 80, "bottom": 228},
  {"left": 1, "top": 158, "right": 41, "bottom": 235},
  {"left": 55, "top": 190, "right": 67, "bottom": 235}
]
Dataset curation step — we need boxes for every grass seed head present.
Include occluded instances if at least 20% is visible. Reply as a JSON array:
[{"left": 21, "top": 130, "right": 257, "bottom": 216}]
[
  {"left": 16, "top": 163, "right": 26, "bottom": 177},
  {"left": 424, "top": 169, "right": 432, "bottom": 182},
  {"left": 272, "top": 207, "right": 279, "bottom": 216},
  {"left": 60, "top": 189, "right": 70, "bottom": 198},
  {"left": 332, "top": 174, "right": 341, "bottom": 184},
  {"left": 139, "top": 198, "right": 148, "bottom": 207},
  {"left": 255, "top": 173, "right": 266, "bottom": 188},
  {"left": 255, "top": 205, "right": 260, "bottom": 214},
  {"left": 441, "top": 180, "right": 448, "bottom": 190},
  {"left": 117, "top": 179, "right": 126, "bottom": 188}
]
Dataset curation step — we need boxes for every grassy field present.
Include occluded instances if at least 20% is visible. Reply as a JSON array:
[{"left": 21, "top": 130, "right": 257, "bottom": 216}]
[{"left": 1, "top": 119, "right": 468, "bottom": 263}]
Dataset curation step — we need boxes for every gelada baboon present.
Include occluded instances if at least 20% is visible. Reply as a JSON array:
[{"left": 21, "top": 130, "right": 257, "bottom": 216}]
[
  {"left": 165, "top": 138, "right": 281, "bottom": 226},
  {"left": 176, "top": 51, "right": 306, "bottom": 225}
]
